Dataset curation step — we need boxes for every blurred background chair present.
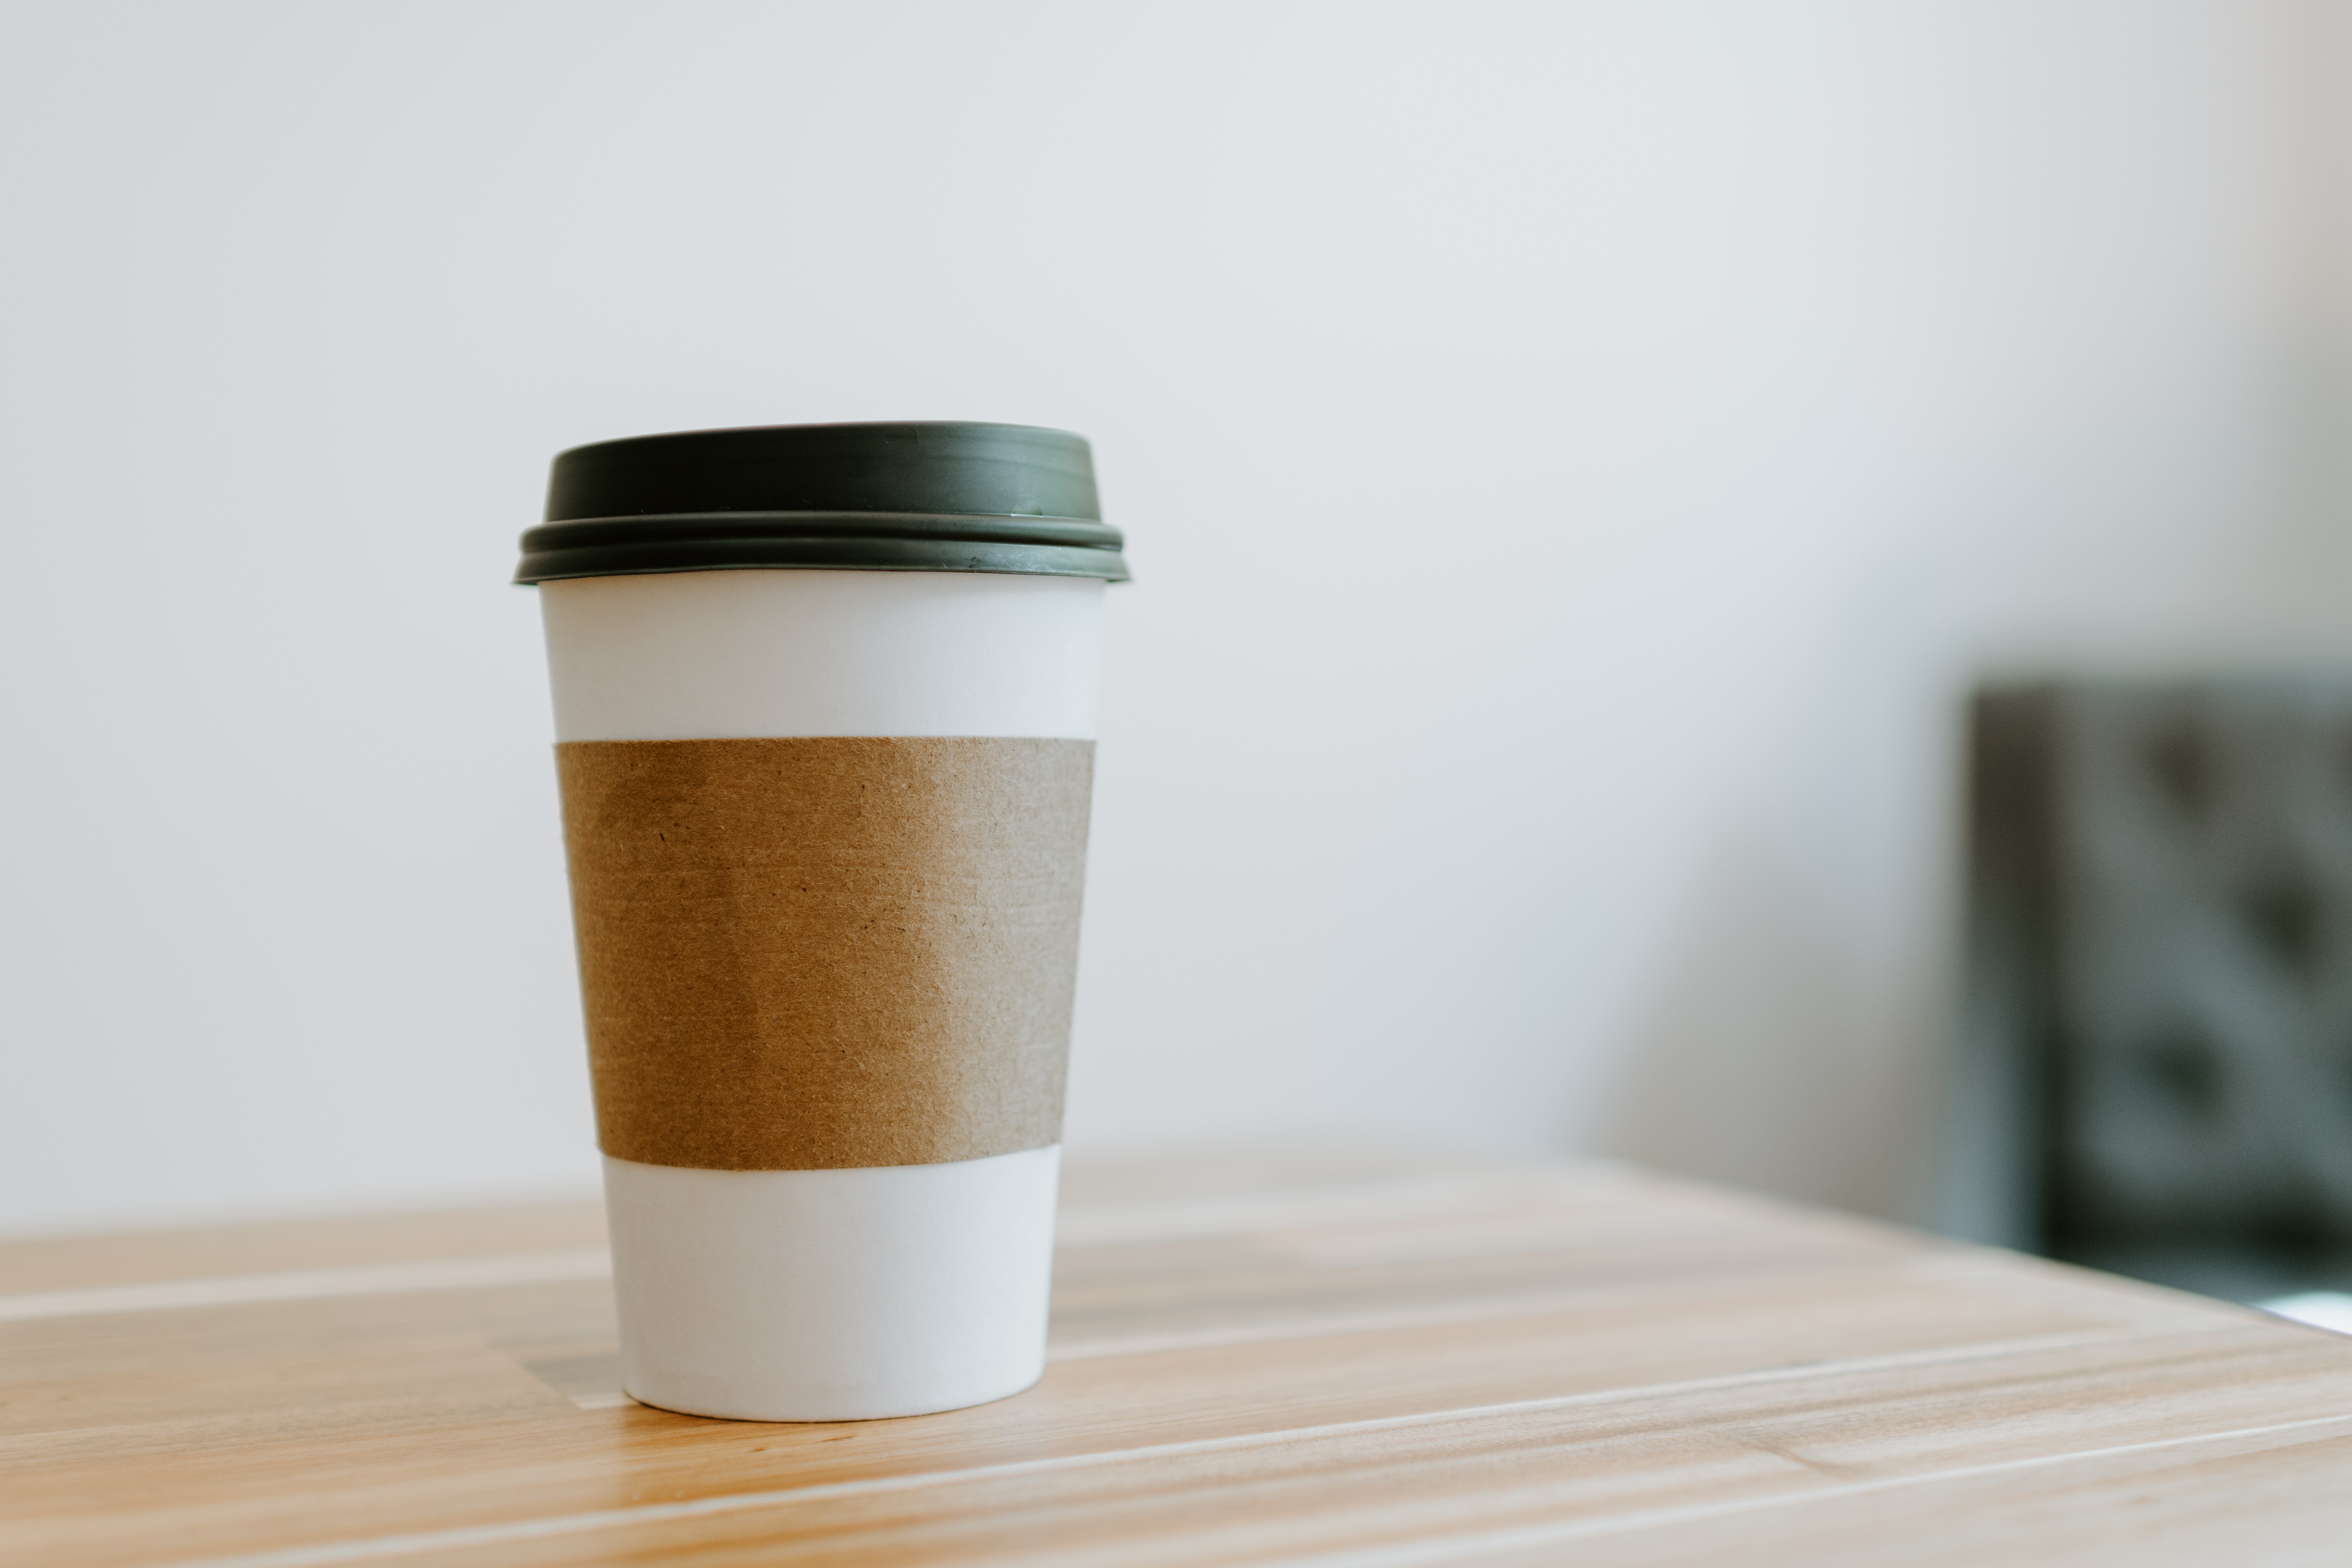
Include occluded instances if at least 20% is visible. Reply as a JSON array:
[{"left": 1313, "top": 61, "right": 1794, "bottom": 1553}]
[{"left": 1964, "top": 678, "right": 2352, "bottom": 1303}]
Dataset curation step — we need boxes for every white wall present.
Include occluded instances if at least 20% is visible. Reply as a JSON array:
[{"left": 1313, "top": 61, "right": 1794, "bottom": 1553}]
[{"left": 6, "top": 0, "right": 2351, "bottom": 1234}]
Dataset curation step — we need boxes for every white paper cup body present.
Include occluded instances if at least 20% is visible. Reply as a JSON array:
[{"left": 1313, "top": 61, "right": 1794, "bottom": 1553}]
[{"left": 541, "top": 568, "right": 1105, "bottom": 1421}]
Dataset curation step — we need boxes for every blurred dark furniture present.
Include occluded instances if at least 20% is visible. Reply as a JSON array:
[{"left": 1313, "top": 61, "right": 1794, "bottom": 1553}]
[{"left": 1965, "top": 678, "right": 2352, "bottom": 1301}]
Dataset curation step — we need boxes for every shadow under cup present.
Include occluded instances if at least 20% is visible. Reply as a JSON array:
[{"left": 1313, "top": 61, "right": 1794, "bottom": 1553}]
[{"left": 517, "top": 423, "right": 1129, "bottom": 1421}]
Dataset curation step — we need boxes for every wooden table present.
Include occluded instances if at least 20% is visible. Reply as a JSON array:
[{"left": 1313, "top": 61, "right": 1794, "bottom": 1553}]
[{"left": 8, "top": 1152, "right": 2352, "bottom": 1566}]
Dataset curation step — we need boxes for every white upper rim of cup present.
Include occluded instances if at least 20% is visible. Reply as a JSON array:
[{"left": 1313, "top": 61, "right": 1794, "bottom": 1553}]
[{"left": 539, "top": 569, "right": 1105, "bottom": 744}]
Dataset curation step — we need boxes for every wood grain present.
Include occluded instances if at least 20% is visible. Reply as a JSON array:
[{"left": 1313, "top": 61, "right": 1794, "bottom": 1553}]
[{"left": 2, "top": 1154, "right": 2344, "bottom": 1567}]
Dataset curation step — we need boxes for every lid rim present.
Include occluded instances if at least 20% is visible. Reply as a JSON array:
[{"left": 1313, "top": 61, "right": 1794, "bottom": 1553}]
[
  {"left": 524, "top": 509, "right": 1120, "bottom": 546},
  {"left": 514, "top": 531, "right": 1130, "bottom": 585}
]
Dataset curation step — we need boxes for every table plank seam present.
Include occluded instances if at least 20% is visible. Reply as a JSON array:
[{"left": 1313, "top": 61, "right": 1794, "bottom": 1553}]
[
  {"left": 1243, "top": 1411, "right": 2352, "bottom": 1568},
  {"left": 0, "top": 1252, "right": 615, "bottom": 1323},
  {"left": 1044, "top": 1266, "right": 2105, "bottom": 1364}
]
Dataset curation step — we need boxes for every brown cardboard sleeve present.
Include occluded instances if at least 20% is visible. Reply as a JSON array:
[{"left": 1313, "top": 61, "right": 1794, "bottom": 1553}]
[{"left": 555, "top": 737, "right": 1093, "bottom": 1171}]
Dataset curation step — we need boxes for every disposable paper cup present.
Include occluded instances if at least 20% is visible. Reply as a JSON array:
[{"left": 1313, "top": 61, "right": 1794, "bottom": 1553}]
[{"left": 514, "top": 424, "right": 1128, "bottom": 1421}]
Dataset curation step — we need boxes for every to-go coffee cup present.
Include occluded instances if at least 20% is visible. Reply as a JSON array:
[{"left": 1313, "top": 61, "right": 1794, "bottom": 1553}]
[{"left": 514, "top": 423, "right": 1127, "bottom": 1421}]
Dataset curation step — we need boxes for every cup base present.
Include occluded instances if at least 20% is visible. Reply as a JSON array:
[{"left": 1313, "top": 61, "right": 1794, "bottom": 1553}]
[
  {"left": 604, "top": 1146, "right": 1060, "bottom": 1423},
  {"left": 619, "top": 1367, "right": 1046, "bottom": 1424}
]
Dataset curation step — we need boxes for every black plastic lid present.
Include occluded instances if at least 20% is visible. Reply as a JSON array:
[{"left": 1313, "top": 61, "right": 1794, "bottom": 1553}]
[{"left": 514, "top": 422, "right": 1129, "bottom": 585}]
